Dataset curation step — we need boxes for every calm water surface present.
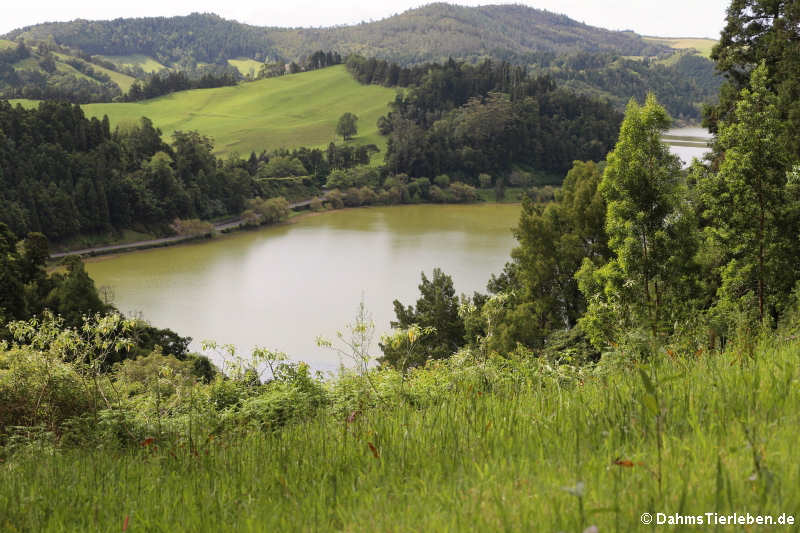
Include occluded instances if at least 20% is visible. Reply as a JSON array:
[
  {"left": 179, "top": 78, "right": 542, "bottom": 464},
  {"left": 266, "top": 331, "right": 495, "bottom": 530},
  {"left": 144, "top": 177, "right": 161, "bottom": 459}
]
[
  {"left": 664, "top": 126, "right": 713, "bottom": 167},
  {"left": 87, "top": 204, "right": 521, "bottom": 372}
]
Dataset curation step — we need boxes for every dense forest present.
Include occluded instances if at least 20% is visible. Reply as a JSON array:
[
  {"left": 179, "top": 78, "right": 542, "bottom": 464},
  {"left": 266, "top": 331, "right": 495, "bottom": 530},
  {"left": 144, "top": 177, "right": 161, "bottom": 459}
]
[
  {"left": 6, "top": 14, "right": 277, "bottom": 67},
  {"left": 7, "top": 6, "right": 665, "bottom": 66},
  {"left": 350, "top": 57, "right": 622, "bottom": 177},
  {"left": 0, "top": 101, "right": 410, "bottom": 242},
  {"left": 348, "top": 49, "right": 719, "bottom": 122}
]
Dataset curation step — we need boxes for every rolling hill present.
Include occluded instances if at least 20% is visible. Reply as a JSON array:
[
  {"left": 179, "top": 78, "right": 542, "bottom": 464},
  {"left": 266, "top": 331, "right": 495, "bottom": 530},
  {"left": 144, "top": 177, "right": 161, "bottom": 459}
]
[
  {"left": 5, "top": 6, "right": 666, "bottom": 68},
  {"left": 79, "top": 65, "right": 396, "bottom": 155},
  {"left": 0, "top": 6, "right": 718, "bottom": 122}
]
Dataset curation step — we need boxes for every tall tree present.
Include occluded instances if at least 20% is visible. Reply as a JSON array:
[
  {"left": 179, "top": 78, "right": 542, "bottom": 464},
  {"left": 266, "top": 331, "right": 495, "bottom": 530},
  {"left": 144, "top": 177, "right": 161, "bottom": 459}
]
[
  {"left": 709, "top": 0, "right": 800, "bottom": 157},
  {"left": 483, "top": 160, "right": 610, "bottom": 353},
  {"left": 577, "top": 94, "right": 698, "bottom": 347},
  {"left": 700, "top": 62, "right": 796, "bottom": 323}
]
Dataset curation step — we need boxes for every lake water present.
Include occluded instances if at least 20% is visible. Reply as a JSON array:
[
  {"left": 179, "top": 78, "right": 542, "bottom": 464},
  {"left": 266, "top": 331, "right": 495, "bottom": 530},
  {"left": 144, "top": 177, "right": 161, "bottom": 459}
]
[
  {"left": 87, "top": 204, "right": 521, "bottom": 372},
  {"left": 664, "top": 126, "right": 713, "bottom": 167}
]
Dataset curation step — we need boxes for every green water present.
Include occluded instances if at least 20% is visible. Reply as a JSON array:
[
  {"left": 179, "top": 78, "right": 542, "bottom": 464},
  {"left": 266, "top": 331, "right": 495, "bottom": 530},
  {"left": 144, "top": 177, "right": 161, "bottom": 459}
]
[{"left": 87, "top": 204, "right": 521, "bottom": 372}]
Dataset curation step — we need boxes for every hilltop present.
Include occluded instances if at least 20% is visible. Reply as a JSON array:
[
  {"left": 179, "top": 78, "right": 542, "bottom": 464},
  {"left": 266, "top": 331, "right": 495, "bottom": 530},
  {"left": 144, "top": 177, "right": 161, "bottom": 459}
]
[{"left": 6, "top": 6, "right": 666, "bottom": 68}]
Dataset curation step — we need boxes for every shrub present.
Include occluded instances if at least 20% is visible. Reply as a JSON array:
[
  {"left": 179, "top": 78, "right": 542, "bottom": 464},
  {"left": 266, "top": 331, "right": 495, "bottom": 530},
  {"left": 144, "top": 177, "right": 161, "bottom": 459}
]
[
  {"left": 244, "top": 197, "right": 290, "bottom": 225},
  {"left": 326, "top": 190, "right": 344, "bottom": 209},
  {"left": 170, "top": 219, "right": 214, "bottom": 237},
  {"left": 449, "top": 182, "right": 478, "bottom": 202},
  {"left": 309, "top": 197, "right": 324, "bottom": 212}
]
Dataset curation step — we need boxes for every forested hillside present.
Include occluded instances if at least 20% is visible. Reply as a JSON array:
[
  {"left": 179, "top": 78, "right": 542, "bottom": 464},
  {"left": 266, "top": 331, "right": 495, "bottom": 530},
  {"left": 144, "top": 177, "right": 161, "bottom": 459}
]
[
  {"left": 2, "top": 6, "right": 718, "bottom": 118},
  {"left": 0, "top": 40, "right": 127, "bottom": 102},
  {"left": 267, "top": 4, "right": 666, "bottom": 63},
  {"left": 6, "top": 14, "right": 277, "bottom": 67},
  {"left": 7, "top": 7, "right": 664, "bottom": 67}
]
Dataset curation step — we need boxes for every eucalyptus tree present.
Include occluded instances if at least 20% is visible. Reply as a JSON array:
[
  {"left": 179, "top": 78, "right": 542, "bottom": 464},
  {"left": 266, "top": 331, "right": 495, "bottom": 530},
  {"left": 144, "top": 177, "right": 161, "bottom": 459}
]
[{"left": 577, "top": 94, "right": 699, "bottom": 347}]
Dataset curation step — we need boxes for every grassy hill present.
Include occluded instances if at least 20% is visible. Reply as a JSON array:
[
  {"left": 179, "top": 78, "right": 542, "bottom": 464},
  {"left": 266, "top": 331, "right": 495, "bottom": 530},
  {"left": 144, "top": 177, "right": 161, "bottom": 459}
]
[
  {"left": 79, "top": 65, "right": 396, "bottom": 155},
  {"left": 95, "top": 53, "right": 167, "bottom": 74},
  {"left": 644, "top": 36, "right": 717, "bottom": 58}
]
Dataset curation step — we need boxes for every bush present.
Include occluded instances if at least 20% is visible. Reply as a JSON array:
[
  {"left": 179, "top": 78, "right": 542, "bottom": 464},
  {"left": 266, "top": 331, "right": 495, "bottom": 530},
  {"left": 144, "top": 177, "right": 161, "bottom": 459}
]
[
  {"left": 449, "top": 182, "right": 478, "bottom": 202},
  {"left": 326, "top": 190, "right": 344, "bottom": 209},
  {"left": 309, "top": 197, "right": 324, "bottom": 212},
  {"left": 170, "top": 218, "right": 214, "bottom": 237},
  {"left": 244, "top": 197, "right": 290, "bottom": 225},
  {"left": 478, "top": 173, "right": 493, "bottom": 189},
  {"left": 434, "top": 174, "right": 450, "bottom": 188},
  {"left": 260, "top": 156, "right": 307, "bottom": 178}
]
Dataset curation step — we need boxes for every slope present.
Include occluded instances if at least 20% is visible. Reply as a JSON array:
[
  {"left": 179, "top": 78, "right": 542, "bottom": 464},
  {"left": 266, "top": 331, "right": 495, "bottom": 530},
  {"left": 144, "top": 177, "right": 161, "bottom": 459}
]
[
  {"left": 5, "top": 6, "right": 666, "bottom": 67},
  {"left": 81, "top": 65, "right": 397, "bottom": 155},
  {"left": 269, "top": 4, "right": 667, "bottom": 63}
]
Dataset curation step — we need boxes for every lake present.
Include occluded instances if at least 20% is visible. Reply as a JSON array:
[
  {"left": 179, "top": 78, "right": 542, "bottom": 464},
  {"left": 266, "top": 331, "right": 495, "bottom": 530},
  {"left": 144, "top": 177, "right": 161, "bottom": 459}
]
[
  {"left": 87, "top": 204, "right": 521, "bottom": 373},
  {"left": 663, "top": 126, "right": 713, "bottom": 167}
]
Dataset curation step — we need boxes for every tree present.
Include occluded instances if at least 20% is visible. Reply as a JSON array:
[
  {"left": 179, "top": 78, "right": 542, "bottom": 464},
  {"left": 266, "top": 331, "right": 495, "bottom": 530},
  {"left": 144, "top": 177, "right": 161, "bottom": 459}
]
[
  {"left": 45, "top": 256, "right": 108, "bottom": 328},
  {"left": 336, "top": 112, "right": 359, "bottom": 141},
  {"left": 0, "top": 223, "right": 25, "bottom": 322},
  {"left": 380, "top": 268, "right": 465, "bottom": 366},
  {"left": 700, "top": 62, "right": 796, "bottom": 323},
  {"left": 481, "top": 160, "right": 609, "bottom": 353},
  {"left": 709, "top": 0, "right": 800, "bottom": 158},
  {"left": 577, "top": 94, "right": 699, "bottom": 347}
]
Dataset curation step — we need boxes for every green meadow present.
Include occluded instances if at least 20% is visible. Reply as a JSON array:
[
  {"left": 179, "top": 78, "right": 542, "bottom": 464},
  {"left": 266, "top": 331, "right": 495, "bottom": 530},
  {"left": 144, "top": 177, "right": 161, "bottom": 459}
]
[
  {"left": 80, "top": 65, "right": 398, "bottom": 155},
  {"left": 644, "top": 37, "right": 717, "bottom": 58},
  {"left": 227, "top": 57, "right": 263, "bottom": 77},
  {"left": 2, "top": 331, "right": 799, "bottom": 532},
  {"left": 96, "top": 54, "right": 168, "bottom": 73}
]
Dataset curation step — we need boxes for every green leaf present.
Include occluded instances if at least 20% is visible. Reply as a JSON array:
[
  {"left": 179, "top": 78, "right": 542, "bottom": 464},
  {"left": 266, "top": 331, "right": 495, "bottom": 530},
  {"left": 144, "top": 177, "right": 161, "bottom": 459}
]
[
  {"left": 642, "top": 393, "right": 658, "bottom": 416},
  {"left": 638, "top": 368, "right": 656, "bottom": 395}
]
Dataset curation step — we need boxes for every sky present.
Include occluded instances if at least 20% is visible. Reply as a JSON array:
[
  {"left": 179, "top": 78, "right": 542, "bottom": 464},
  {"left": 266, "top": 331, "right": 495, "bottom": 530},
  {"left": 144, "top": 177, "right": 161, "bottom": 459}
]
[{"left": 2, "top": 1, "right": 729, "bottom": 40}]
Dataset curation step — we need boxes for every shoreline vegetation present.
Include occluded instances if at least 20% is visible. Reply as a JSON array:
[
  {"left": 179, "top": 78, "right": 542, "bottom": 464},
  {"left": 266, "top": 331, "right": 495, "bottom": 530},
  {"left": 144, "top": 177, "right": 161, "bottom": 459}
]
[{"left": 48, "top": 188, "right": 530, "bottom": 262}]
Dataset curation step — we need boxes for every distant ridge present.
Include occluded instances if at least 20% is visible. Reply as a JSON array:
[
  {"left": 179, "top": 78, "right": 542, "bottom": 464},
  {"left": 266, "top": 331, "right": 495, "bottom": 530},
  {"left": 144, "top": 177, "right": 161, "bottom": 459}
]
[{"left": 5, "top": 4, "right": 667, "bottom": 66}]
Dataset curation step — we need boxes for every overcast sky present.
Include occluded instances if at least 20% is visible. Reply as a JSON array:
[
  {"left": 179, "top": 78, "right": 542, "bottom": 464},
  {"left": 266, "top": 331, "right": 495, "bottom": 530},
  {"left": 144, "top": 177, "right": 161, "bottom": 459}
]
[{"left": 2, "top": 1, "right": 729, "bottom": 40}]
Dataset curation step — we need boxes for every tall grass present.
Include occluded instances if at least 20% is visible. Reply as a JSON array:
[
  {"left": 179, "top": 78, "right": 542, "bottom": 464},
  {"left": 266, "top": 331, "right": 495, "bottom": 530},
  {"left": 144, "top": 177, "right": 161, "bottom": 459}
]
[{"left": 3, "top": 333, "right": 800, "bottom": 531}]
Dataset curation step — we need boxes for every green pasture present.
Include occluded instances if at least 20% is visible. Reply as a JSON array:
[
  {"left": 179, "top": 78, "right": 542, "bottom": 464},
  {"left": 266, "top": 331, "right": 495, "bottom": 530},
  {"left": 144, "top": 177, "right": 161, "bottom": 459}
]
[
  {"left": 227, "top": 58, "right": 263, "bottom": 77},
  {"left": 644, "top": 36, "right": 717, "bottom": 58},
  {"left": 81, "top": 65, "right": 398, "bottom": 155},
  {"left": 96, "top": 54, "right": 168, "bottom": 73}
]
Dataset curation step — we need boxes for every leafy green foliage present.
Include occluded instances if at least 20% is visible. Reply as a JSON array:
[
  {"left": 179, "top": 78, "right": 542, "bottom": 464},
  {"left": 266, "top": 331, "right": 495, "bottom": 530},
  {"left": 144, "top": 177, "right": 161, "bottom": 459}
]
[
  {"left": 708, "top": 0, "right": 800, "bottom": 157},
  {"left": 3, "top": 324, "right": 800, "bottom": 531},
  {"left": 480, "top": 160, "right": 609, "bottom": 352},
  {"left": 381, "top": 269, "right": 465, "bottom": 365},
  {"left": 699, "top": 63, "right": 798, "bottom": 323},
  {"left": 0, "top": 102, "right": 257, "bottom": 241},
  {"left": 577, "top": 94, "right": 699, "bottom": 347},
  {"left": 335, "top": 112, "right": 358, "bottom": 141}
]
